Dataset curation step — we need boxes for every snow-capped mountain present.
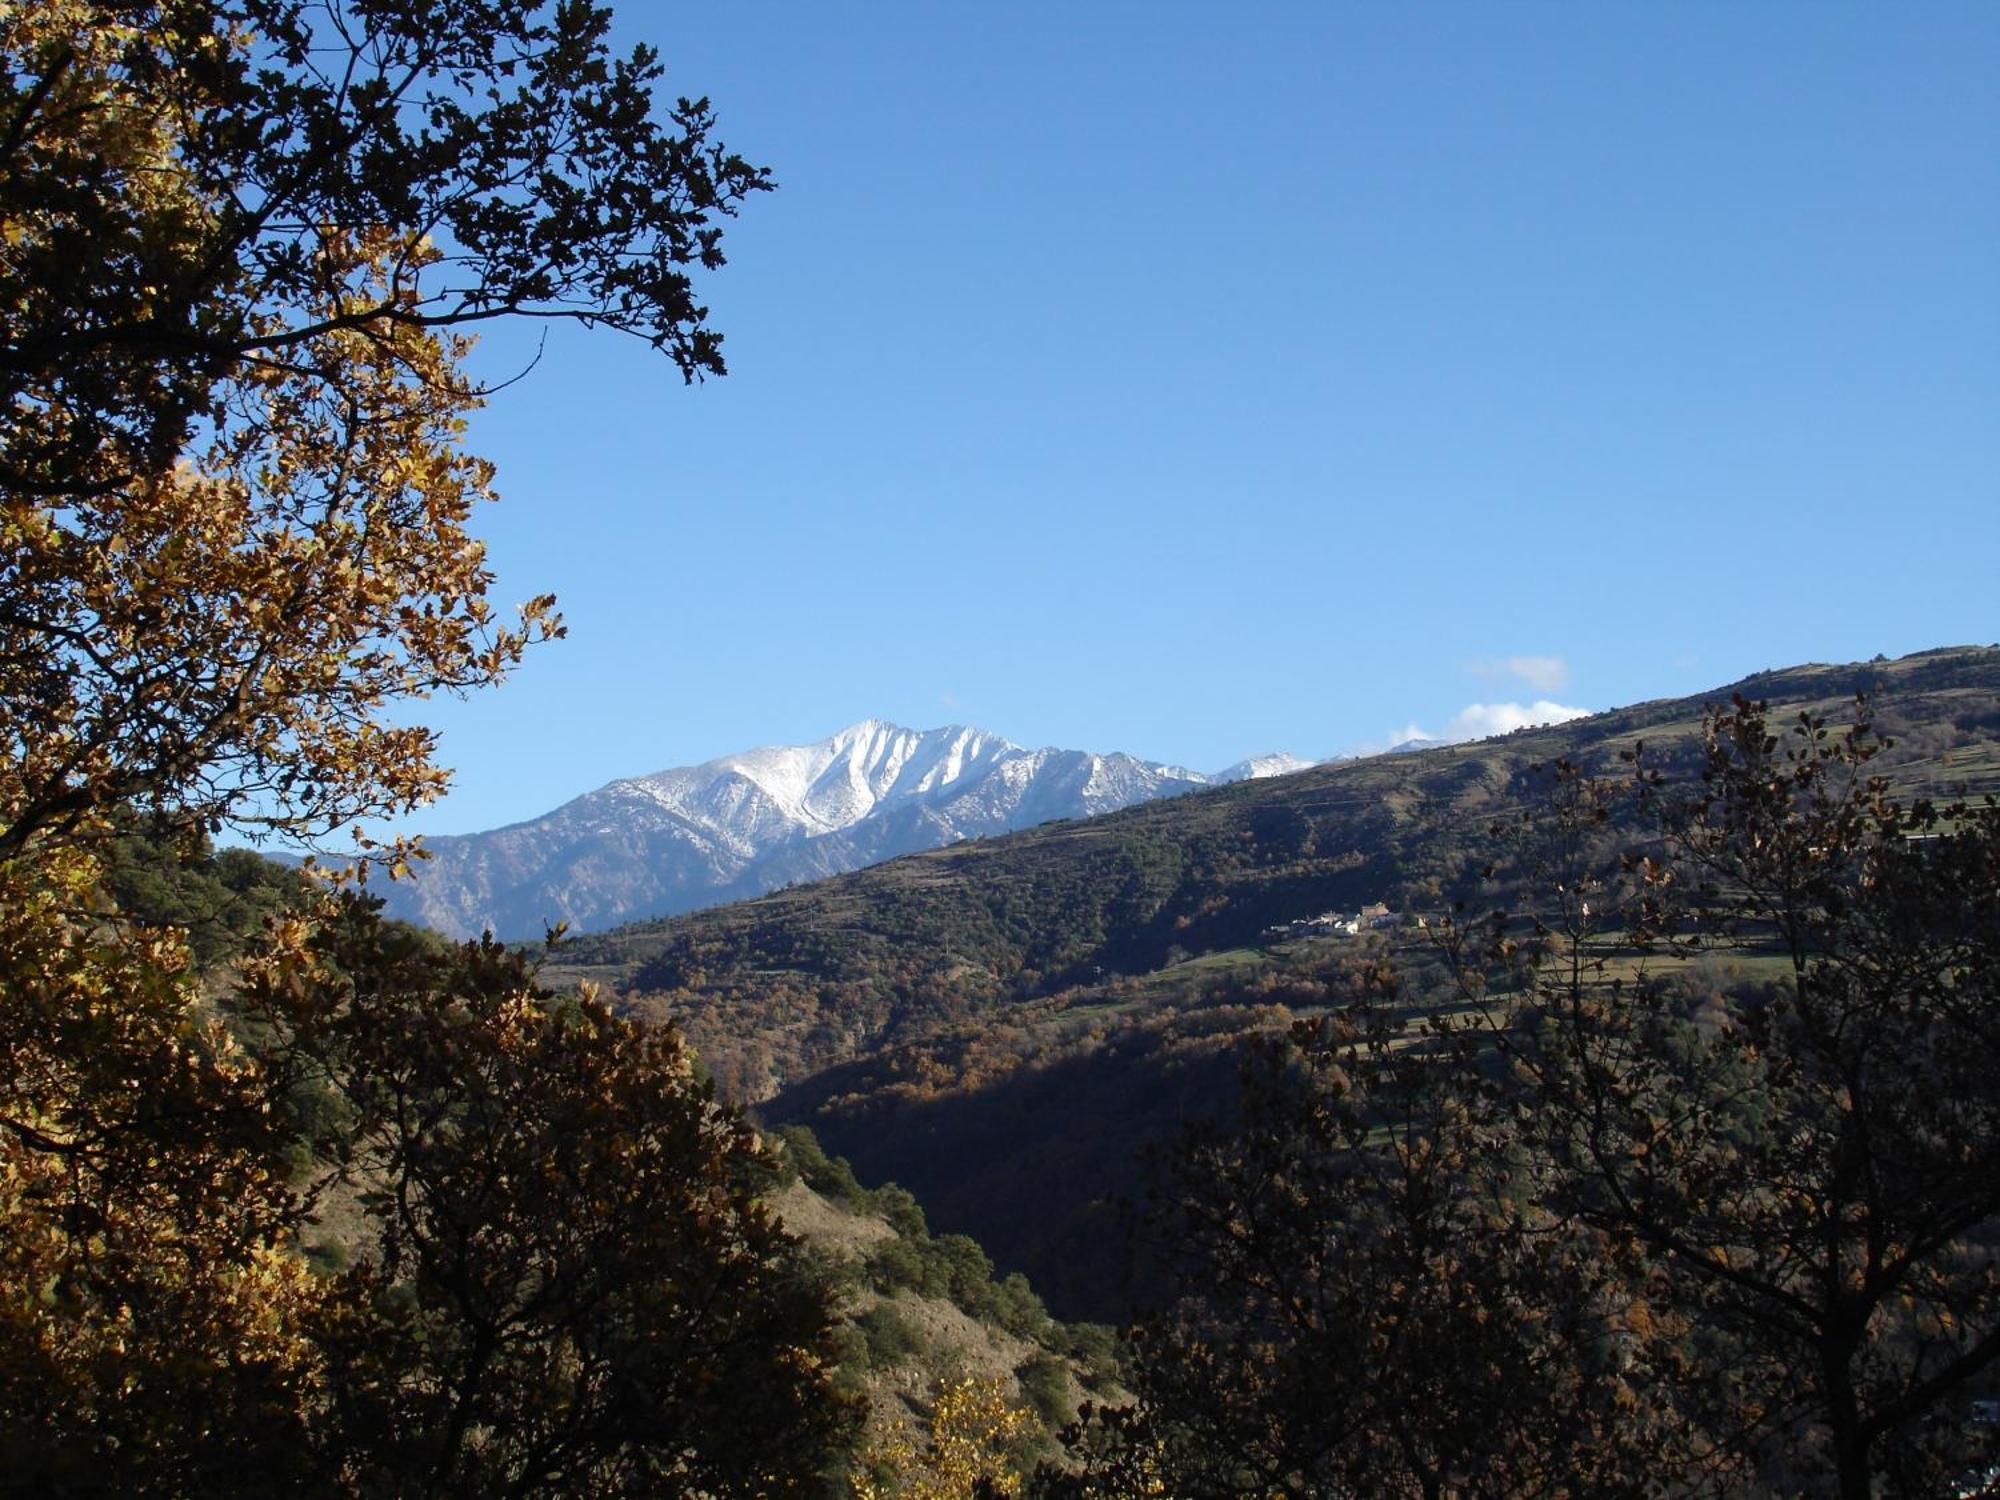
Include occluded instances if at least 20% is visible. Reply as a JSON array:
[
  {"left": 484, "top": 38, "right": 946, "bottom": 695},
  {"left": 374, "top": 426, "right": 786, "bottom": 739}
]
[
  {"left": 1214, "top": 751, "right": 1321, "bottom": 782},
  {"left": 378, "top": 721, "right": 1317, "bottom": 939}
]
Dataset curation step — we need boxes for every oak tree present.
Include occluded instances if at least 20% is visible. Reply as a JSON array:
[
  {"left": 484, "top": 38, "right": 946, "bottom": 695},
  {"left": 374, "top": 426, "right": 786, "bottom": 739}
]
[
  {"left": 0, "top": 854, "right": 326, "bottom": 1495},
  {"left": 1066, "top": 1001, "right": 1676, "bottom": 1499},
  {"left": 1489, "top": 702, "right": 2000, "bottom": 1495},
  {"left": 0, "top": 0, "right": 769, "bottom": 857},
  {"left": 250, "top": 902, "right": 850, "bottom": 1496}
]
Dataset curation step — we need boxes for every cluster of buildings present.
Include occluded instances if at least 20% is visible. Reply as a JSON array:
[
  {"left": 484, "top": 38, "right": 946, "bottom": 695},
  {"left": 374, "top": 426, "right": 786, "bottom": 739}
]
[{"left": 1262, "top": 902, "right": 1419, "bottom": 943}]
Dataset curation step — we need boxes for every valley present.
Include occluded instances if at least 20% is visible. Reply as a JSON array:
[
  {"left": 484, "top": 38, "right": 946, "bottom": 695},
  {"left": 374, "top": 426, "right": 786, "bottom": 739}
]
[{"left": 540, "top": 645, "right": 2000, "bottom": 1319}]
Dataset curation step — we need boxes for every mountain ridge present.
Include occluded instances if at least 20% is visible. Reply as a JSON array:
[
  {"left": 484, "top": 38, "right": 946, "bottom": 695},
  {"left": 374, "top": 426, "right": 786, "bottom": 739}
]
[{"left": 380, "top": 720, "right": 1320, "bottom": 939}]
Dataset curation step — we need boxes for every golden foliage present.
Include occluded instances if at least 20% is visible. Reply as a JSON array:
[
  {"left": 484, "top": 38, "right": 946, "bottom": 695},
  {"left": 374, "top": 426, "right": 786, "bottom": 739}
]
[
  {"left": 0, "top": 1, "right": 843, "bottom": 1488},
  {"left": 0, "top": 39, "right": 561, "bottom": 853},
  {"left": 0, "top": 855, "right": 328, "bottom": 1490},
  {"left": 1, "top": 0, "right": 765, "bottom": 860},
  {"left": 857, "top": 1376, "right": 1033, "bottom": 1500},
  {"left": 0, "top": 868, "right": 853, "bottom": 1490}
]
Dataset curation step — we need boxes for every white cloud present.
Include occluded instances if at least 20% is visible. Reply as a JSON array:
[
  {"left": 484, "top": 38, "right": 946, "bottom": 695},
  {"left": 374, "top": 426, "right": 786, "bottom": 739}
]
[
  {"left": 1467, "top": 654, "right": 1572, "bottom": 693},
  {"left": 1350, "top": 700, "right": 1593, "bottom": 757},
  {"left": 1344, "top": 723, "right": 1440, "bottom": 757},
  {"left": 1443, "top": 700, "right": 1591, "bottom": 739}
]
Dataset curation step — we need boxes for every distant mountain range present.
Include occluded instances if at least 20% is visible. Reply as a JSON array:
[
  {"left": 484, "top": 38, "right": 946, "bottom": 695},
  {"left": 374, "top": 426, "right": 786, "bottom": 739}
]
[{"left": 379, "top": 722, "right": 1318, "bottom": 939}]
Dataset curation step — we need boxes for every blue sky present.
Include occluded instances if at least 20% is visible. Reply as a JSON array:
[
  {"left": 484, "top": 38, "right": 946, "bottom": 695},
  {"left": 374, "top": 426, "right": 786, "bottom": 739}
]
[{"left": 391, "top": 1, "right": 1999, "bottom": 837}]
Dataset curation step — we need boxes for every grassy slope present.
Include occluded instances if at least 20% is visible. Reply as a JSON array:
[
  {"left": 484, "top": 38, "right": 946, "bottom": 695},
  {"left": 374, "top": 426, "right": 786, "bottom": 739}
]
[
  {"left": 556, "top": 646, "right": 2000, "bottom": 1318},
  {"left": 762, "top": 1129, "right": 1124, "bottom": 1479}
]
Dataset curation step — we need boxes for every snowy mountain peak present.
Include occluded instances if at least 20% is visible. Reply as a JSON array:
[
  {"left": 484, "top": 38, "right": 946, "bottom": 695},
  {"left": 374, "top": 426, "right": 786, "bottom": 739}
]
[
  {"left": 379, "top": 720, "right": 1326, "bottom": 941},
  {"left": 1214, "top": 752, "right": 1318, "bottom": 783}
]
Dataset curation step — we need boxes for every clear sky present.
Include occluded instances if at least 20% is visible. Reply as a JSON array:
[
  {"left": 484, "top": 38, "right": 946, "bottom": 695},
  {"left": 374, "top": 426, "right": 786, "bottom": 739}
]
[{"left": 387, "top": 1, "right": 1999, "bottom": 838}]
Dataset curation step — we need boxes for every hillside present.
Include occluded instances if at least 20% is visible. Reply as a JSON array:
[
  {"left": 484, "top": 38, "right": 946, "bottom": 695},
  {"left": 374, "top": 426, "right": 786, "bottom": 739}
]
[
  {"left": 297, "top": 1112, "right": 1119, "bottom": 1489},
  {"left": 553, "top": 647, "right": 2000, "bottom": 1319},
  {"left": 758, "top": 1127, "right": 1123, "bottom": 1481}
]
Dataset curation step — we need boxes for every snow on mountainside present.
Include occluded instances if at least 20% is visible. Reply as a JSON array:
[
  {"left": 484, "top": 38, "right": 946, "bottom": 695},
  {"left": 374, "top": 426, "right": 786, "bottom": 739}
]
[
  {"left": 378, "top": 723, "right": 1318, "bottom": 940},
  {"left": 1214, "top": 752, "right": 1321, "bottom": 782}
]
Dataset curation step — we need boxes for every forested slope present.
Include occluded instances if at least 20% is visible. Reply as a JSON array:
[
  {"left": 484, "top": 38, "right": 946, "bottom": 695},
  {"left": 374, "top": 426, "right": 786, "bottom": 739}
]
[{"left": 577, "top": 647, "right": 1998, "bottom": 1081}]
